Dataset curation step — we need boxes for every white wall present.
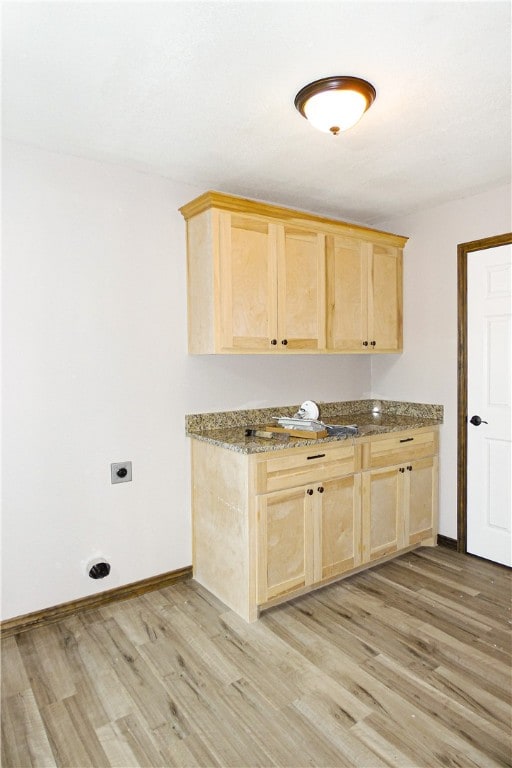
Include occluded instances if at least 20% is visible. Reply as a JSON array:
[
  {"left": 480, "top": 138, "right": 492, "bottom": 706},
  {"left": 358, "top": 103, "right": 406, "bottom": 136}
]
[
  {"left": 1, "top": 141, "right": 371, "bottom": 620},
  {"left": 372, "top": 184, "right": 512, "bottom": 538}
]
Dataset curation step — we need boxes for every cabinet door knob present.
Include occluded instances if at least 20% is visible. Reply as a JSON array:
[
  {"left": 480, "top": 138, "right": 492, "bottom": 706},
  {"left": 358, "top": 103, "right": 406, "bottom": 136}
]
[
  {"left": 370, "top": 340, "right": 376, "bottom": 347},
  {"left": 306, "top": 488, "right": 314, "bottom": 495},
  {"left": 317, "top": 486, "right": 324, "bottom": 493},
  {"left": 407, "top": 465, "right": 412, "bottom": 471},
  {"left": 399, "top": 467, "right": 405, "bottom": 473},
  {"left": 362, "top": 340, "right": 369, "bottom": 347},
  {"left": 281, "top": 339, "right": 288, "bottom": 346},
  {"left": 270, "top": 338, "right": 277, "bottom": 345}
]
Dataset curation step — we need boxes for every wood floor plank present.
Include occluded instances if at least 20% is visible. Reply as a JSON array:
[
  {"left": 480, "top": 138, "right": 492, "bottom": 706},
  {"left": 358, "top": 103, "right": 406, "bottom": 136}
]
[
  {"left": 110, "top": 713, "right": 169, "bottom": 768},
  {"left": 365, "top": 652, "right": 512, "bottom": 766},
  {"left": 39, "top": 698, "right": 104, "bottom": 767},
  {"left": 292, "top": 693, "right": 385, "bottom": 767},
  {"left": 94, "top": 721, "right": 144, "bottom": 768},
  {"left": 1, "top": 690, "right": 57, "bottom": 768},
  {"left": 1, "top": 637, "right": 32, "bottom": 697},
  {"left": 2, "top": 547, "right": 511, "bottom": 768},
  {"left": 427, "top": 664, "right": 511, "bottom": 727}
]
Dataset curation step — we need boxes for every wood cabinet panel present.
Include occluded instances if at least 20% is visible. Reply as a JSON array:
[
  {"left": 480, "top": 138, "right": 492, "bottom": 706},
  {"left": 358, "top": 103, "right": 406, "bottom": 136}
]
[
  {"left": 256, "top": 442, "right": 356, "bottom": 494},
  {"left": 257, "top": 487, "right": 313, "bottom": 603},
  {"left": 368, "top": 243, "right": 403, "bottom": 352},
  {"left": 362, "top": 467, "right": 403, "bottom": 561},
  {"left": 219, "top": 213, "right": 277, "bottom": 351},
  {"left": 367, "top": 428, "right": 438, "bottom": 469},
  {"left": 326, "top": 236, "right": 403, "bottom": 352},
  {"left": 326, "top": 235, "right": 368, "bottom": 351},
  {"left": 278, "top": 226, "right": 325, "bottom": 350},
  {"left": 406, "top": 455, "right": 438, "bottom": 545},
  {"left": 257, "top": 472, "right": 362, "bottom": 602},
  {"left": 362, "top": 435, "right": 439, "bottom": 563},
  {"left": 321, "top": 474, "right": 362, "bottom": 579}
]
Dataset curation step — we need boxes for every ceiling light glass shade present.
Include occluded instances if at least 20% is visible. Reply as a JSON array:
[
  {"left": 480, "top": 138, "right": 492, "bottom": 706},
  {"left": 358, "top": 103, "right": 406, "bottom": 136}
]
[{"left": 295, "top": 76, "right": 376, "bottom": 135}]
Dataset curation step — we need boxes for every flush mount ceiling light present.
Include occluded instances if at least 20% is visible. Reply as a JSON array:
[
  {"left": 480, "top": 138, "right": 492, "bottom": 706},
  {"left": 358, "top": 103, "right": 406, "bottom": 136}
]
[{"left": 294, "top": 76, "right": 376, "bottom": 135}]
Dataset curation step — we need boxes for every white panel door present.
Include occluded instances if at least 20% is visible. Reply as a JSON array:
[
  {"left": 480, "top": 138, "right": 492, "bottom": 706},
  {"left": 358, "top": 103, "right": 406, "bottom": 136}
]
[{"left": 467, "top": 245, "right": 511, "bottom": 565}]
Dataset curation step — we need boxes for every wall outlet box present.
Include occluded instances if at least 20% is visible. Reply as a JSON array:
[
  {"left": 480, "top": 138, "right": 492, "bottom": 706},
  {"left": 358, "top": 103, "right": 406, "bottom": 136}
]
[{"left": 111, "top": 461, "right": 132, "bottom": 484}]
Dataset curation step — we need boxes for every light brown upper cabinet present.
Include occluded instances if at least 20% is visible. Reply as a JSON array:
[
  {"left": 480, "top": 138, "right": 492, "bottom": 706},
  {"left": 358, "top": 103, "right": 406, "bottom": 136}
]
[
  {"left": 180, "top": 191, "right": 407, "bottom": 354},
  {"left": 326, "top": 237, "right": 403, "bottom": 352},
  {"left": 217, "top": 212, "right": 325, "bottom": 352}
]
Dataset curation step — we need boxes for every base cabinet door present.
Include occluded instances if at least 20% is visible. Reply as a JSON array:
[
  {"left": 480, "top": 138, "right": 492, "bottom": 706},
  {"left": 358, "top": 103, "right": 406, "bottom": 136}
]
[
  {"left": 362, "top": 454, "right": 438, "bottom": 562},
  {"left": 257, "top": 474, "right": 361, "bottom": 604},
  {"left": 362, "top": 467, "right": 403, "bottom": 562},
  {"left": 405, "top": 456, "right": 438, "bottom": 545},
  {"left": 257, "top": 487, "right": 314, "bottom": 603},
  {"left": 320, "top": 474, "right": 362, "bottom": 579}
]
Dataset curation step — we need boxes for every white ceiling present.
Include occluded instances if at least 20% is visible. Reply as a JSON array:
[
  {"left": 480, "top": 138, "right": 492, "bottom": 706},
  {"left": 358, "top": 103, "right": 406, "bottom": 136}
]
[{"left": 2, "top": 1, "right": 511, "bottom": 225}]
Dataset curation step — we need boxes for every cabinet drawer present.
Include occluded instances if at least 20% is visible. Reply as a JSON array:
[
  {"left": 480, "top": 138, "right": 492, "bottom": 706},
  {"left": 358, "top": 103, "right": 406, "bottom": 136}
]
[
  {"left": 366, "top": 429, "right": 438, "bottom": 470},
  {"left": 256, "top": 443, "right": 356, "bottom": 494}
]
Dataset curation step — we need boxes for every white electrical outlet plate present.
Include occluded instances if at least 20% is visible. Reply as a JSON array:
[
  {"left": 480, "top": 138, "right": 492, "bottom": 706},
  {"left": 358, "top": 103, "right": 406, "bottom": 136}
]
[{"left": 111, "top": 461, "right": 132, "bottom": 484}]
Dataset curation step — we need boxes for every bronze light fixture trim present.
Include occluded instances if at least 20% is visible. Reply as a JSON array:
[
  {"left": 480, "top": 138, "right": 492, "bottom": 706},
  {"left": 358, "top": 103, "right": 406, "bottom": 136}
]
[{"left": 294, "top": 76, "right": 377, "bottom": 135}]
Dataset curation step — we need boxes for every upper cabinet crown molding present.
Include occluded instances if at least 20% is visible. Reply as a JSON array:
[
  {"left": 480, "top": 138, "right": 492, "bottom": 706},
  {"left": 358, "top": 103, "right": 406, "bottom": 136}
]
[
  {"left": 179, "top": 191, "right": 408, "bottom": 248},
  {"left": 180, "top": 191, "right": 408, "bottom": 355}
]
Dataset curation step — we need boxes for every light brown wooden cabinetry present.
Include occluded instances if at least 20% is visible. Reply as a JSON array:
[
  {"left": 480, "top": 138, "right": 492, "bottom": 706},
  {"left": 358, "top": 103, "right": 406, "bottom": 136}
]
[
  {"left": 326, "top": 238, "right": 402, "bottom": 352},
  {"left": 180, "top": 191, "right": 407, "bottom": 354},
  {"left": 217, "top": 212, "right": 325, "bottom": 351},
  {"left": 256, "top": 445, "right": 361, "bottom": 603},
  {"left": 190, "top": 425, "right": 438, "bottom": 622},
  {"left": 362, "top": 428, "right": 438, "bottom": 562}
]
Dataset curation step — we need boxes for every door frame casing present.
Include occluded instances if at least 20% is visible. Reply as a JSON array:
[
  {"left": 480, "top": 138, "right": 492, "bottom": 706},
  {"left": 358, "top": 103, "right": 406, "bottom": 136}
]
[{"left": 457, "top": 232, "right": 512, "bottom": 553}]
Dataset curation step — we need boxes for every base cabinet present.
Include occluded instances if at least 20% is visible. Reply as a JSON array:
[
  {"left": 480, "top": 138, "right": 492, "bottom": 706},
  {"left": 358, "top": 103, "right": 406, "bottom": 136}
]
[
  {"left": 257, "top": 473, "right": 361, "bottom": 604},
  {"left": 361, "top": 455, "right": 438, "bottom": 562},
  {"left": 362, "top": 466, "right": 403, "bottom": 562},
  {"left": 191, "top": 426, "right": 438, "bottom": 622},
  {"left": 257, "top": 486, "right": 313, "bottom": 603},
  {"left": 406, "top": 455, "right": 438, "bottom": 545}
]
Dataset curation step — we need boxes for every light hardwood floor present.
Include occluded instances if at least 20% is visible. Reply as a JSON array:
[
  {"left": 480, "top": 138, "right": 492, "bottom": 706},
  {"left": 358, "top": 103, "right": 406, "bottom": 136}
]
[{"left": 2, "top": 546, "right": 511, "bottom": 767}]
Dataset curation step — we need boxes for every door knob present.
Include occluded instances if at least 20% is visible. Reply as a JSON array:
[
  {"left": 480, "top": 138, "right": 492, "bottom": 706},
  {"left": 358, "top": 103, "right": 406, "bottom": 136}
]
[{"left": 469, "top": 415, "right": 488, "bottom": 426}]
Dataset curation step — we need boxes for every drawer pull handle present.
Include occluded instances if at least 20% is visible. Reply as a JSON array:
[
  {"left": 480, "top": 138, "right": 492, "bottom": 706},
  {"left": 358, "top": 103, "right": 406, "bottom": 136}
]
[
  {"left": 307, "top": 453, "right": 325, "bottom": 460},
  {"left": 399, "top": 437, "right": 414, "bottom": 443}
]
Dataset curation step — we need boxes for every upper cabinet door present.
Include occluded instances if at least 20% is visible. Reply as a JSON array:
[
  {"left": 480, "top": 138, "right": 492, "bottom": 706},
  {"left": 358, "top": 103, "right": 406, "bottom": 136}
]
[
  {"left": 326, "top": 235, "right": 368, "bottom": 351},
  {"left": 277, "top": 225, "right": 326, "bottom": 351},
  {"left": 368, "top": 243, "right": 403, "bottom": 352},
  {"left": 326, "top": 237, "right": 403, "bottom": 352},
  {"left": 218, "top": 212, "right": 278, "bottom": 351}
]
